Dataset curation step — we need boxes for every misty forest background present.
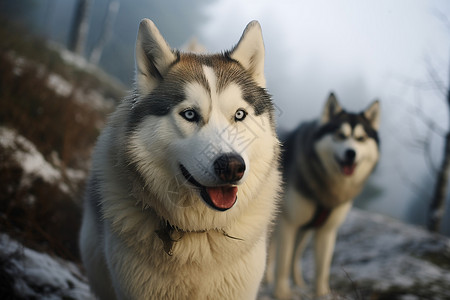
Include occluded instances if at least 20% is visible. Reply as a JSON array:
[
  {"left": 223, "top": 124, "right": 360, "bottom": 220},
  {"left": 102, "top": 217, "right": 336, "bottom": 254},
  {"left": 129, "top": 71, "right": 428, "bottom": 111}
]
[{"left": 0, "top": 0, "right": 450, "bottom": 296}]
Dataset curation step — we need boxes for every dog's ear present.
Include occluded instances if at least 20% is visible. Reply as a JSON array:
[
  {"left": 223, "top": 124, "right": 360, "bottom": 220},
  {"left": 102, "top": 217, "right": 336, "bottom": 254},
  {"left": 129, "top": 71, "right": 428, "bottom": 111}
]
[
  {"left": 230, "top": 21, "right": 266, "bottom": 88},
  {"left": 320, "top": 92, "right": 342, "bottom": 124},
  {"left": 363, "top": 100, "right": 380, "bottom": 130},
  {"left": 135, "top": 19, "right": 177, "bottom": 95}
]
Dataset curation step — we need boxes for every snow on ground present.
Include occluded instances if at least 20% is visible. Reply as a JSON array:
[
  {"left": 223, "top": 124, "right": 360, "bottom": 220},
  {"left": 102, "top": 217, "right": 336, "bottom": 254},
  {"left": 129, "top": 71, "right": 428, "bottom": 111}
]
[
  {"left": 0, "top": 127, "right": 90, "bottom": 196},
  {"left": 47, "top": 73, "right": 72, "bottom": 97},
  {"left": 7, "top": 49, "right": 117, "bottom": 114},
  {"left": 331, "top": 210, "right": 450, "bottom": 297},
  {"left": 50, "top": 43, "right": 90, "bottom": 71},
  {"left": 0, "top": 127, "right": 62, "bottom": 189},
  {"left": 259, "top": 209, "right": 450, "bottom": 299},
  {"left": 0, "top": 234, "right": 93, "bottom": 300}
]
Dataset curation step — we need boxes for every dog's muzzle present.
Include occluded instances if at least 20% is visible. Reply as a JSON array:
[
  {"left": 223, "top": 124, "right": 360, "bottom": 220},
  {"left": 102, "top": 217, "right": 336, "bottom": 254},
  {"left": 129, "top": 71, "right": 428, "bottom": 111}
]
[
  {"left": 180, "top": 153, "right": 246, "bottom": 211},
  {"left": 336, "top": 149, "right": 357, "bottom": 176}
]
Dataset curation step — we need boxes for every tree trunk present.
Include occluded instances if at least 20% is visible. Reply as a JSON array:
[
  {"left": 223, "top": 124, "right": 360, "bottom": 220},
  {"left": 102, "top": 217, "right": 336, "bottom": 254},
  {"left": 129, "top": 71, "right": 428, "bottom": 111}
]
[
  {"left": 428, "top": 71, "right": 450, "bottom": 232},
  {"left": 68, "top": 0, "right": 91, "bottom": 55},
  {"left": 89, "top": 0, "right": 120, "bottom": 65},
  {"left": 428, "top": 132, "right": 450, "bottom": 232}
]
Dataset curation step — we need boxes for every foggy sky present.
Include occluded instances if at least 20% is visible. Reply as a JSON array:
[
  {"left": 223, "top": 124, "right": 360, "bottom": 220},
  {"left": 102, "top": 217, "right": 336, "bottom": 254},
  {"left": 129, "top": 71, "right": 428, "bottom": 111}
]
[{"left": 199, "top": 0, "right": 449, "bottom": 128}]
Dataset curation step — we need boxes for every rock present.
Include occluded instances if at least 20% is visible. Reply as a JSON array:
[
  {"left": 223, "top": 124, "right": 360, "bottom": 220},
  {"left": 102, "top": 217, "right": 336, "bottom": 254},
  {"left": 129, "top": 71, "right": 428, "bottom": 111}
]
[
  {"left": 259, "top": 209, "right": 450, "bottom": 299},
  {"left": 0, "top": 234, "right": 93, "bottom": 300}
]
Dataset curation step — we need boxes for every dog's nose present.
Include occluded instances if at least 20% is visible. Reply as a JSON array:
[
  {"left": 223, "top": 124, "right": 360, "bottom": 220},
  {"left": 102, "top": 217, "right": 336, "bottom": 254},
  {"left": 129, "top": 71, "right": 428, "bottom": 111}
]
[
  {"left": 213, "top": 154, "right": 246, "bottom": 183},
  {"left": 344, "top": 149, "right": 356, "bottom": 162}
]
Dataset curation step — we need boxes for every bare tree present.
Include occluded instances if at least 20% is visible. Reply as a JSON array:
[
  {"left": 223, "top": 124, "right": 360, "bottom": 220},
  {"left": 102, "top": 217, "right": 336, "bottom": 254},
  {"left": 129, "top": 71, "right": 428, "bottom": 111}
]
[
  {"left": 89, "top": 0, "right": 120, "bottom": 65},
  {"left": 428, "top": 60, "right": 450, "bottom": 232},
  {"left": 397, "top": 11, "right": 450, "bottom": 233},
  {"left": 68, "top": 0, "right": 91, "bottom": 55}
]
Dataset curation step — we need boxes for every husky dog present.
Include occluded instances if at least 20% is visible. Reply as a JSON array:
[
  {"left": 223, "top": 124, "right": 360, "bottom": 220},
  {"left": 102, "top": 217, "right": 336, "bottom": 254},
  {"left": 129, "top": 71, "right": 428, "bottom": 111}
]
[
  {"left": 268, "top": 93, "right": 380, "bottom": 299},
  {"left": 79, "top": 19, "right": 281, "bottom": 300}
]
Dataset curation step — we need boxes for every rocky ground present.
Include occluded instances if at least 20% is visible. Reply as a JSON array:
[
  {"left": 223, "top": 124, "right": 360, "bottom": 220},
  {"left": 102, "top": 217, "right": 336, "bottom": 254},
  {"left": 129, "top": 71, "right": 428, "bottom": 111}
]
[{"left": 258, "top": 209, "right": 450, "bottom": 300}]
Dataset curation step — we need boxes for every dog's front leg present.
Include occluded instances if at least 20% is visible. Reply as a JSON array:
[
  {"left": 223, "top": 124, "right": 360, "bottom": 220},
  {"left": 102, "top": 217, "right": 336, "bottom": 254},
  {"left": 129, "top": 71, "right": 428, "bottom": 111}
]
[
  {"left": 313, "top": 227, "right": 337, "bottom": 296},
  {"left": 264, "top": 235, "right": 276, "bottom": 284},
  {"left": 104, "top": 226, "right": 158, "bottom": 300},
  {"left": 274, "top": 217, "right": 297, "bottom": 299},
  {"left": 104, "top": 228, "right": 134, "bottom": 300},
  {"left": 313, "top": 201, "right": 352, "bottom": 296},
  {"left": 292, "top": 229, "right": 313, "bottom": 288}
]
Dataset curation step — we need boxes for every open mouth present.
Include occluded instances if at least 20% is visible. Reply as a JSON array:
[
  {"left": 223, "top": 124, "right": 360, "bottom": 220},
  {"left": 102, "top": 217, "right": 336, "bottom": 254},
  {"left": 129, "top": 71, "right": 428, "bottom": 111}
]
[
  {"left": 179, "top": 164, "right": 238, "bottom": 211},
  {"left": 335, "top": 157, "right": 357, "bottom": 176}
]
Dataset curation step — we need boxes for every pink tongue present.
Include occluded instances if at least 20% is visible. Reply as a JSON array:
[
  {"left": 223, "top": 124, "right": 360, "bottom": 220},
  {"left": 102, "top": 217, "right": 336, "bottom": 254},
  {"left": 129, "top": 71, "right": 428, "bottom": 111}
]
[
  {"left": 206, "top": 186, "right": 238, "bottom": 210},
  {"left": 342, "top": 164, "right": 356, "bottom": 176}
]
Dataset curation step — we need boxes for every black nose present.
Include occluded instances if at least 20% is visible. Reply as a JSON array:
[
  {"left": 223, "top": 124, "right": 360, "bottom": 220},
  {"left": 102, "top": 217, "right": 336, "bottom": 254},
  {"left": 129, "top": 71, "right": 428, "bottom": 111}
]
[
  {"left": 345, "top": 149, "right": 356, "bottom": 162},
  {"left": 213, "top": 154, "right": 246, "bottom": 183}
]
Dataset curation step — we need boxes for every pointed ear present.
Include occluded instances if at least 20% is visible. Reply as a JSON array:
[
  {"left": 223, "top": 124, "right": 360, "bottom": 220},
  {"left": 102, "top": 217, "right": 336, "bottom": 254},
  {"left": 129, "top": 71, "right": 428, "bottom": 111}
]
[
  {"left": 363, "top": 100, "right": 380, "bottom": 130},
  {"left": 135, "top": 19, "right": 177, "bottom": 95},
  {"left": 230, "top": 21, "right": 266, "bottom": 88},
  {"left": 320, "top": 92, "right": 342, "bottom": 124}
]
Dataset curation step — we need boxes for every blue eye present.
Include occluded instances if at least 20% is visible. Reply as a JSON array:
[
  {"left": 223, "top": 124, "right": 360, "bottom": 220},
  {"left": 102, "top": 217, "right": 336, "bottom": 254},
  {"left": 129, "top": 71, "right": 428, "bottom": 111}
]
[
  {"left": 180, "top": 109, "right": 199, "bottom": 122},
  {"left": 235, "top": 109, "right": 247, "bottom": 121},
  {"left": 335, "top": 132, "right": 347, "bottom": 140},
  {"left": 356, "top": 135, "right": 367, "bottom": 142}
]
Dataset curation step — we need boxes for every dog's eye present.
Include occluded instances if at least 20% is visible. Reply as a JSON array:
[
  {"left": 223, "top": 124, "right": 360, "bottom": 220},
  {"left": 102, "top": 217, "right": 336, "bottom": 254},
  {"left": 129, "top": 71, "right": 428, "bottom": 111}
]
[
  {"left": 356, "top": 135, "right": 367, "bottom": 142},
  {"left": 335, "top": 132, "right": 347, "bottom": 140},
  {"left": 235, "top": 109, "right": 247, "bottom": 121},
  {"left": 180, "top": 109, "right": 199, "bottom": 122}
]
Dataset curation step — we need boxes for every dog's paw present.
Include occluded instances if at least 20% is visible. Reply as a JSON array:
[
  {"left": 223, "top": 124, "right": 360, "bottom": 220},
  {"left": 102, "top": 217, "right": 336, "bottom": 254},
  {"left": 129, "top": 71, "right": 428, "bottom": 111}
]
[
  {"left": 293, "top": 272, "right": 307, "bottom": 289},
  {"left": 263, "top": 271, "right": 274, "bottom": 285},
  {"left": 316, "top": 283, "right": 331, "bottom": 297},
  {"left": 316, "top": 292, "right": 336, "bottom": 300},
  {"left": 273, "top": 283, "right": 293, "bottom": 300}
]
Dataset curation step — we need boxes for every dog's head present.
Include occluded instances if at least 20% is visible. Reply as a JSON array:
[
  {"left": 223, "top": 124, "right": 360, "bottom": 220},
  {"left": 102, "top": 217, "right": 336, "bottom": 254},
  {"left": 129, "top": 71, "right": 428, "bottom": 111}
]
[
  {"left": 126, "top": 19, "right": 279, "bottom": 229},
  {"left": 314, "top": 93, "right": 380, "bottom": 181}
]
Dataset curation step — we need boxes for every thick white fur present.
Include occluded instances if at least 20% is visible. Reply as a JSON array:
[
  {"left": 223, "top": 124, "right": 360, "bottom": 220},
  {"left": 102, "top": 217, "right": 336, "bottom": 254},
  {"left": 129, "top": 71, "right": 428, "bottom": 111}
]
[
  {"left": 79, "top": 19, "right": 280, "bottom": 300},
  {"left": 267, "top": 96, "right": 380, "bottom": 299}
]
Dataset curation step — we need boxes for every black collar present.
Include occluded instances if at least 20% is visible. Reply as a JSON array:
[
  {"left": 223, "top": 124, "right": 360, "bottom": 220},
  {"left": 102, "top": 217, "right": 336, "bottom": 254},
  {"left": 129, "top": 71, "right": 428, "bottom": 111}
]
[
  {"left": 301, "top": 204, "right": 332, "bottom": 230},
  {"left": 155, "top": 219, "right": 243, "bottom": 256}
]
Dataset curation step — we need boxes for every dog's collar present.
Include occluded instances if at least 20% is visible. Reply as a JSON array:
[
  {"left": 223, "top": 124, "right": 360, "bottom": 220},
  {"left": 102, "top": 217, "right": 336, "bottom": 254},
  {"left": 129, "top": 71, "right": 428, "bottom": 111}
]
[
  {"left": 155, "top": 219, "right": 243, "bottom": 256},
  {"left": 301, "top": 204, "right": 332, "bottom": 230}
]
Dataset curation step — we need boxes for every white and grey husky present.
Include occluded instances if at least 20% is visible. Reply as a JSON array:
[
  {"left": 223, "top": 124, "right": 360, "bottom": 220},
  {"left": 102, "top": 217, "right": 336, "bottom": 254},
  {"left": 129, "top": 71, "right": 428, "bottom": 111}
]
[
  {"left": 79, "top": 19, "right": 281, "bottom": 299},
  {"left": 267, "top": 93, "right": 380, "bottom": 299}
]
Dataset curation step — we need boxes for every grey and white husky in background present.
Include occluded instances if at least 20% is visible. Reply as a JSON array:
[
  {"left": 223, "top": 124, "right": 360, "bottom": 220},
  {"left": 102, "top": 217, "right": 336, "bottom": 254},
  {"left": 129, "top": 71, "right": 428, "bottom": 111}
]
[
  {"left": 267, "top": 93, "right": 380, "bottom": 299},
  {"left": 79, "top": 19, "right": 281, "bottom": 300}
]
